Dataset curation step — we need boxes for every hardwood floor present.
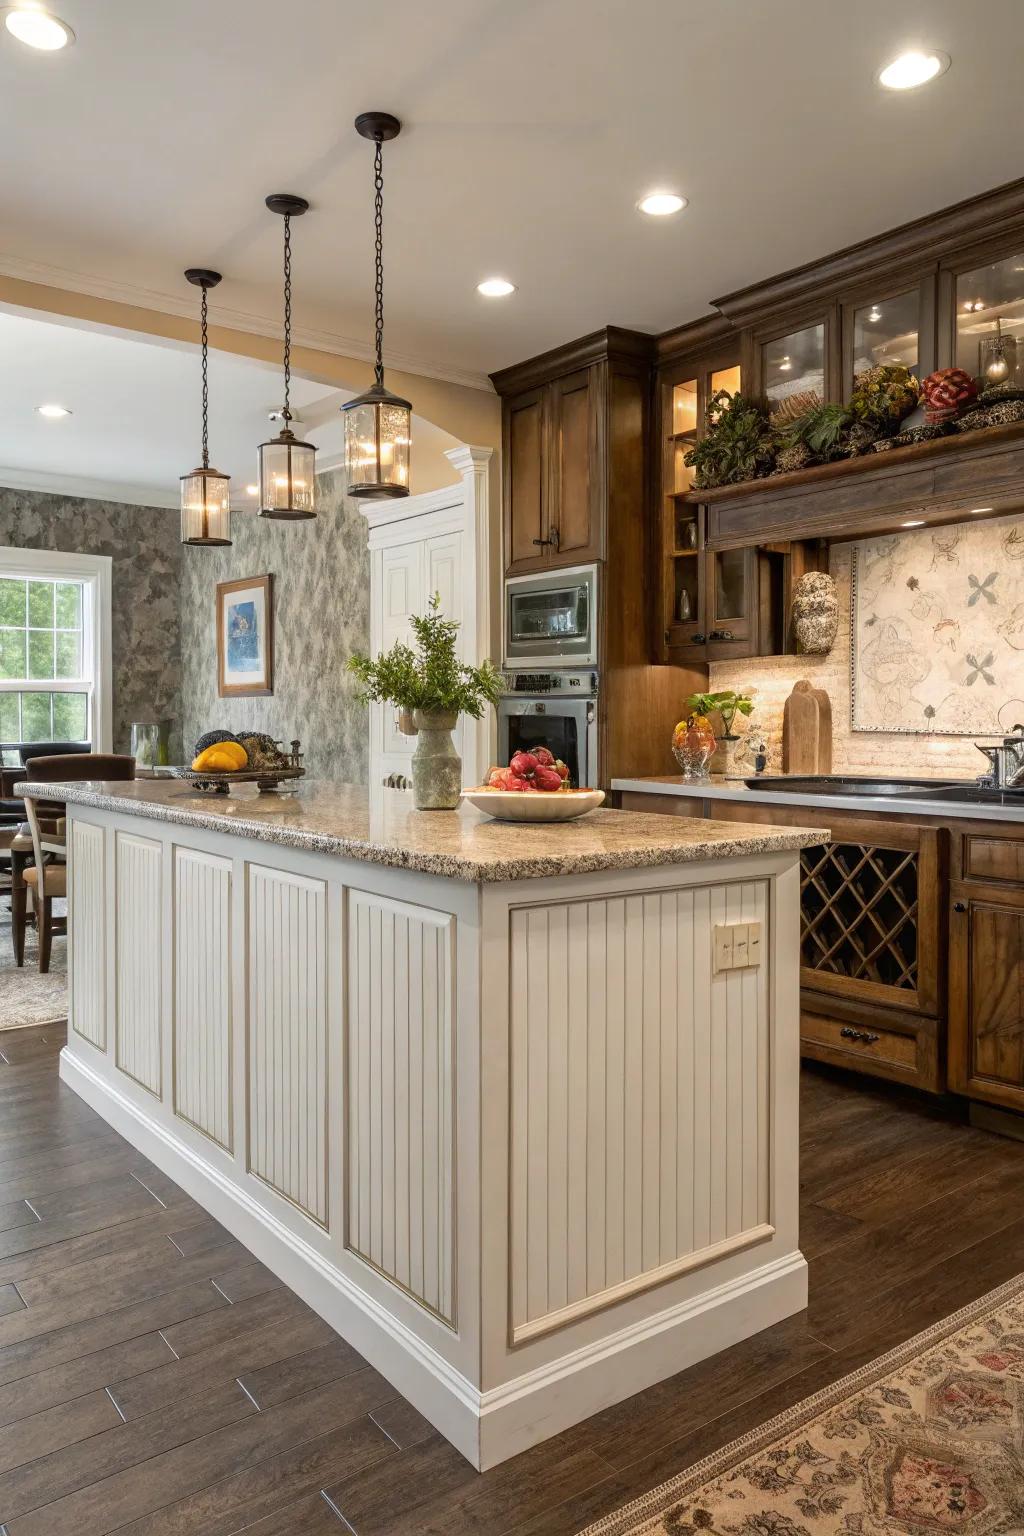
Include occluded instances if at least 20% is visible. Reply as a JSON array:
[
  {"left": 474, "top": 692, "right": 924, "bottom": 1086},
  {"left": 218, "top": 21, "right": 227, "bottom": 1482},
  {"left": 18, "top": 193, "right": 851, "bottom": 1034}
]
[{"left": 1, "top": 1025, "right": 1023, "bottom": 1535}]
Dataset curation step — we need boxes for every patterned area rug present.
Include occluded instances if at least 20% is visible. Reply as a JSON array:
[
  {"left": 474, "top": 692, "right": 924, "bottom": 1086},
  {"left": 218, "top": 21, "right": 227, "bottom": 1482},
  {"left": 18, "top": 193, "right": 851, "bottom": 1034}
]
[
  {"left": 0, "top": 917, "right": 67, "bottom": 1030},
  {"left": 583, "top": 1275, "right": 1024, "bottom": 1535}
]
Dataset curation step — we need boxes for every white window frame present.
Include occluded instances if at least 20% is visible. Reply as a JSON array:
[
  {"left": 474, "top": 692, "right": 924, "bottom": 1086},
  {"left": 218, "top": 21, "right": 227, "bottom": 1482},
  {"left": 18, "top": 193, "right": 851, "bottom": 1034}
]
[{"left": 0, "top": 546, "right": 112, "bottom": 752}]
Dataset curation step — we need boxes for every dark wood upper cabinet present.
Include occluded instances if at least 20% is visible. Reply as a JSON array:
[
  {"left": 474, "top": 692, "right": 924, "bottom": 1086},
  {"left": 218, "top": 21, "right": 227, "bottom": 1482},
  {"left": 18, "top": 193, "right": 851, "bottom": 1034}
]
[
  {"left": 549, "top": 367, "right": 602, "bottom": 565},
  {"left": 504, "top": 385, "right": 547, "bottom": 570}
]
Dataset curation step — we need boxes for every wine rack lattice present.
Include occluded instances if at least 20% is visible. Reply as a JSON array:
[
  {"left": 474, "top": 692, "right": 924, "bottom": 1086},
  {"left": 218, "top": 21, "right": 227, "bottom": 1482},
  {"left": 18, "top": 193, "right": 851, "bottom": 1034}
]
[{"left": 800, "top": 841, "right": 918, "bottom": 992}]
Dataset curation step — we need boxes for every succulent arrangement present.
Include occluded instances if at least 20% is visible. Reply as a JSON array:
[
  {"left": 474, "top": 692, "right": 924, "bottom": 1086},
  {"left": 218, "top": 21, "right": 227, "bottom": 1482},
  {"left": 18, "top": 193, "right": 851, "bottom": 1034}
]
[{"left": 683, "top": 359, "right": 1021, "bottom": 491}]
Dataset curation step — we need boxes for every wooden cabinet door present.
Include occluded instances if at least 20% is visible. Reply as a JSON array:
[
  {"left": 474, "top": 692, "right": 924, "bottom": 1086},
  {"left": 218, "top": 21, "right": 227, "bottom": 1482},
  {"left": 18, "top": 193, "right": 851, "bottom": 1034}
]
[
  {"left": 548, "top": 367, "right": 602, "bottom": 565},
  {"left": 949, "top": 884, "right": 1024, "bottom": 1110},
  {"left": 704, "top": 545, "right": 757, "bottom": 658},
  {"left": 504, "top": 386, "right": 548, "bottom": 575}
]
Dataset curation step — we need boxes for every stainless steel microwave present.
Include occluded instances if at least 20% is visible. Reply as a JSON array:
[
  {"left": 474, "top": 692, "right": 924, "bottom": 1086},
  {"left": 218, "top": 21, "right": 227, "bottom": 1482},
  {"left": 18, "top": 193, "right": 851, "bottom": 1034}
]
[{"left": 503, "top": 564, "right": 598, "bottom": 667}]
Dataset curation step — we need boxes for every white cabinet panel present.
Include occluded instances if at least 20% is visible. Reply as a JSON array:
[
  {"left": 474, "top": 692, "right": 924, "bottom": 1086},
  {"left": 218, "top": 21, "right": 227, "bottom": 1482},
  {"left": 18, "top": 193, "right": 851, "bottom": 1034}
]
[
  {"left": 173, "top": 847, "right": 233, "bottom": 1150},
  {"left": 379, "top": 544, "right": 424, "bottom": 760},
  {"left": 509, "top": 880, "right": 771, "bottom": 1341},
  {"left": 247, "top": 864, "right": 329, "bottom": 1226},
  {"left": 346, "top": 888, "right": 456, "bottom": 1325},
  {"left": 69, "top": 820, "right": 106, "bottom": 1050},
  {"left": 115, "top": 832, "right": 163, "bottom": 1096}
]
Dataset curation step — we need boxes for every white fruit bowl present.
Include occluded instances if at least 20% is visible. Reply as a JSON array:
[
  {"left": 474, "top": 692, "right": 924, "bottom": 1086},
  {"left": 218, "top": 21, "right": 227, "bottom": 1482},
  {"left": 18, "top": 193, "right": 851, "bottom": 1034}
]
[{"left": 463, "top": 788, "right": 605, "bottom": 822}]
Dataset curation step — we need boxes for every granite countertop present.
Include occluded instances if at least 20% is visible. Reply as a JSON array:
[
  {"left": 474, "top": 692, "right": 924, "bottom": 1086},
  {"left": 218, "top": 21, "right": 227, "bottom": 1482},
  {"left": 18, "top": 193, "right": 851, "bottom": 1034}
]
[
  {"left": 611, "top": 773, "right": 1024, "bottom": 823},
  {"left": 18, "top": 779, "right": 826, "bottom": 882}
]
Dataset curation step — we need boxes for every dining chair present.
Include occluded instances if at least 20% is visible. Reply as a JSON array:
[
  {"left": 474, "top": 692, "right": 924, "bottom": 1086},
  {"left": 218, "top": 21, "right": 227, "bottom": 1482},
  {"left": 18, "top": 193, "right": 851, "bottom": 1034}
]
[{"left": 19, "top": 752, "right": 135, "bottom": 973}]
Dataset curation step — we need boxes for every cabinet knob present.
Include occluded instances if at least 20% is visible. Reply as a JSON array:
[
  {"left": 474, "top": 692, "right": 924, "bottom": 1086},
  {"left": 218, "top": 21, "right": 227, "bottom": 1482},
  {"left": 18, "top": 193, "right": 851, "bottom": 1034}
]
[
  {"left": 692, "top": 632, "right": 706, "bottom": 645},
  {"left": 709, "top": 628, "right": 734, "bottom": 642},
  {"left": 953, "top": 901, "right": 967, "bottom": 913}
]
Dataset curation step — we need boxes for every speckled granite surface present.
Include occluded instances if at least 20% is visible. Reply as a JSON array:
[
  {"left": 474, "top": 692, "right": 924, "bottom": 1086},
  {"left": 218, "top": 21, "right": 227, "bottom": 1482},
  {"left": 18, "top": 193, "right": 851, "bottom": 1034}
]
[{"left": 18, "top": 780, "right": 827, "bottom": 882}]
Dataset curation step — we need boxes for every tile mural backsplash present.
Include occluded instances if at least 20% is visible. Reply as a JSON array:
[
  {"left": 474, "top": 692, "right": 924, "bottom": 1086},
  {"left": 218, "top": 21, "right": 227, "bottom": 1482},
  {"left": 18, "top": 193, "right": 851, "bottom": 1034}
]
[
  {"left": 0, "top": 486, "right": 183, "bottom": 760},
  {"left": 179, "top": 468, "right": 370, "bottom": 781},
  {"left": 710, "top": 540, "right": 1005, "bottom": 779}
]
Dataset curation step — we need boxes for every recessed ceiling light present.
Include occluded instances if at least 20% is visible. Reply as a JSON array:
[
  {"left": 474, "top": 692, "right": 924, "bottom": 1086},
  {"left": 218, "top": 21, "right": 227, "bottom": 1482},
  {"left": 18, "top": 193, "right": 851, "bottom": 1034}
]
[
  {"left": 476, "top": 277, "right": 516, "bottom": 298},
  {"left": 36, "top": 402, "right": 71, "bottom": 418},
  {"left": 3, "top": 5, "right": 74, "bottom": 50},
  {"left": 637, "top": 192, "right": 687, "bottom": 217},
  {"left": 246, "top": 484, "right": 259, "bottom": 496},
  {"left": 878, "top": 50, "right": 949, "bottom": 90},
  {"left": 902, "top": 519, "right": 925, "bottom": 528}
]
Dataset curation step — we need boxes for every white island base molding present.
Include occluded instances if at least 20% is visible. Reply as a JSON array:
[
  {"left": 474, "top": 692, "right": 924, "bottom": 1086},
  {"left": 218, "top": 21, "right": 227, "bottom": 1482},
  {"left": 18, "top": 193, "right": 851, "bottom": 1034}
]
[{"left": 60, "top": 801, "right": 807, "bottom": 1470}]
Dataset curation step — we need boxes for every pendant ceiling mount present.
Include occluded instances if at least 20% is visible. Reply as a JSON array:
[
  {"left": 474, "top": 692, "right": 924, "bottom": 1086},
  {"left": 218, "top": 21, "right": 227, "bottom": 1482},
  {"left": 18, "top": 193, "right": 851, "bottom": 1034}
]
[
  {"left": 258, "top": 193, "right": 317, "bottom": 520},
  {"left": 180, "top": 267, "right": 232, "bottom": 547},
  {"left": 343, "top": 111, "right": 412, "bottom": 501}
]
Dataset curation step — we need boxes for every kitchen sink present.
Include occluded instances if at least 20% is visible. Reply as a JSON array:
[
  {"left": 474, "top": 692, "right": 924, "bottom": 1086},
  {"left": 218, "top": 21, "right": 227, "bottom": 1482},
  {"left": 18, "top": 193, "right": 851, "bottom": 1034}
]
[
  {"left": 908, "top": 784, "right": 1024, "bottom": 806},
  {"left": 742, "top": 776, "right": 972, "bottom": 797}
]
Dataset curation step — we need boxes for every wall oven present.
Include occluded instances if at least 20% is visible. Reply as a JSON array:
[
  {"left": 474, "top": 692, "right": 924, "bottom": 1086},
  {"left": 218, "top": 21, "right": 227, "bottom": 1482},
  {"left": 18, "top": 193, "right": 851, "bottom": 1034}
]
[
  {"left": 504, "top": 564, "right": 598, "bottom": 668},
  {"left": 497, "top": 670, "right": 599, "bottom": 789}
]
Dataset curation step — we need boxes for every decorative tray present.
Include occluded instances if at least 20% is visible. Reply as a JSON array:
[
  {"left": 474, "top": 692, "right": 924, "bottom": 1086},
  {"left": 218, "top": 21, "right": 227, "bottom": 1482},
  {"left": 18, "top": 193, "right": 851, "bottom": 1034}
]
[{"left": 173, "top": 766, "right": 305, "bottom": 795}]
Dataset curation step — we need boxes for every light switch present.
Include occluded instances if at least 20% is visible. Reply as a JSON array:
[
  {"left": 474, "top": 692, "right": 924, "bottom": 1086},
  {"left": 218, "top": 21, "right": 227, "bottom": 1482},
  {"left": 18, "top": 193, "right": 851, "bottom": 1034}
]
[{"left": 713, "top": 920, "right": 763, "bottom": 973}]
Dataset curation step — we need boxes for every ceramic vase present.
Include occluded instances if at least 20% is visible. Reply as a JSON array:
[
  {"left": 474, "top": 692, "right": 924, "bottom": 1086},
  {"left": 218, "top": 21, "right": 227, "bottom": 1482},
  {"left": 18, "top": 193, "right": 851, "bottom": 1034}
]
[
  {"left": 410, "top": 708, "right": 462, "bottom": 810},
  {"left": 671, "top": 716, "right": 717, "bottom": 780},
  {"left": 792, "top": 571, "right": 839, "bottom": 655}
]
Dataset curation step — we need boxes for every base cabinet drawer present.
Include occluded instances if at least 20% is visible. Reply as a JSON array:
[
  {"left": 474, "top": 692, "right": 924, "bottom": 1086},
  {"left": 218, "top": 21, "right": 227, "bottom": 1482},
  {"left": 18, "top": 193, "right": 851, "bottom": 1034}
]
[{"left": 801, "top": 1008, "right": 941, "bottom": 1092}]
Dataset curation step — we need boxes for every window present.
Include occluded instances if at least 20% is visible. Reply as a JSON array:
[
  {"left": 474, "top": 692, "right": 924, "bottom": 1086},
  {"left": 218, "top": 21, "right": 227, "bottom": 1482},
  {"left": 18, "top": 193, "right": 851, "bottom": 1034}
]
[{"left": 0, "top": 548, "right": 111, "bottom": 765}]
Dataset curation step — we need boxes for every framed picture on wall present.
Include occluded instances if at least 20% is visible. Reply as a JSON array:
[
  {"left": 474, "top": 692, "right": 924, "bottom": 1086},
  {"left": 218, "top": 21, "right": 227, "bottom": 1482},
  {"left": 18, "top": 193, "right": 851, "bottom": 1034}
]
[{"left": 217, "top": 574, "right": 274, "bottom": 697}]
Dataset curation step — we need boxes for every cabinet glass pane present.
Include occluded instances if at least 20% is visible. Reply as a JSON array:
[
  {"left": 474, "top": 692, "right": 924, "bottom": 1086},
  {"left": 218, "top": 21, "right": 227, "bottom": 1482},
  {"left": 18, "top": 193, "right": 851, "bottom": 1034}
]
[
  {"left": 672, "top": 443, "right": 696, "bottom": 493},
  {"left": 852, "top": 290, "right": 918, "bottom": 379},
  {"left": 672, "top": 379, "right": 698, "bottom": 434},
  {"left": 711, "top": 364, "right": 741, "bottom": 398},
  {"left": 957, "top": 254, "right": 1024, "bottom": 387},
  {"left": 673, "top": 507, "right": 698, "bottom": 551},
  {"left": 763, "top": 324, "right": 825, "bottom": 421},
  {"left": 672, "top": 556, "right": 699, "bottom": 625},
  {"left": 714, "top": 549, "right": 746, "bottom": 621}
]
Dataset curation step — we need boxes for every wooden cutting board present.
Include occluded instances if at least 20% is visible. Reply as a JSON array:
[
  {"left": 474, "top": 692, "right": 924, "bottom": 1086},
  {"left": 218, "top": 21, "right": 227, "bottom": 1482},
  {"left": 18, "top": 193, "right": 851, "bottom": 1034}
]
[{"left": 782, "top": 680, "right": 833, "bottom": 775}]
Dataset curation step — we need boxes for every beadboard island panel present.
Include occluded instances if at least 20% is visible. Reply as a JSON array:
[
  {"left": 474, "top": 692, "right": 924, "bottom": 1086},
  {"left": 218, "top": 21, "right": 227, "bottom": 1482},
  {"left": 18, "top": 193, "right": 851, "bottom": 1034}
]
[{"left": 40, "top": 781, "right": 820, "bottom": 1471}]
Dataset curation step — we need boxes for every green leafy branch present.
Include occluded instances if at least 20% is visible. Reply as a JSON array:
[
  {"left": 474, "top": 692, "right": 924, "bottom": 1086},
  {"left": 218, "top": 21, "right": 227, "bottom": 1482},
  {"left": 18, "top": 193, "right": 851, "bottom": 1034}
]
[{"left": 348, "top": 594, "right": 503, "bottom": 719}]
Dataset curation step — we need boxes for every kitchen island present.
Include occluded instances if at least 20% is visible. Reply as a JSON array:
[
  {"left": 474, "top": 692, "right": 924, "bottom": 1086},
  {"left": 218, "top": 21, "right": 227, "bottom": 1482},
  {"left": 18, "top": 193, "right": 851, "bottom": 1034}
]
[{"left": 25, "top": 778, "right": 824, "bottom": 1470}]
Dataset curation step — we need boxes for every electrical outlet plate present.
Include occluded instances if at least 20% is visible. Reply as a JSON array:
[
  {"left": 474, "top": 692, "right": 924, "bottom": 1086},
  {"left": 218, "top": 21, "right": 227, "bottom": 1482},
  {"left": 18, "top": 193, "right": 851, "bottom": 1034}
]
[{"left": 713, "top": 920, "right": 762, "bottom": 973}]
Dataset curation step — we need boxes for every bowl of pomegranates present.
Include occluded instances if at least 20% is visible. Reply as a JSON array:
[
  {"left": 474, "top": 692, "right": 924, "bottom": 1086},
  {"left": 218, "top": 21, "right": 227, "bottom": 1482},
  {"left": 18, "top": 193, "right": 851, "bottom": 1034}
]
[{"left": 463, "top": 749, "right": 605, "bottom": 822}]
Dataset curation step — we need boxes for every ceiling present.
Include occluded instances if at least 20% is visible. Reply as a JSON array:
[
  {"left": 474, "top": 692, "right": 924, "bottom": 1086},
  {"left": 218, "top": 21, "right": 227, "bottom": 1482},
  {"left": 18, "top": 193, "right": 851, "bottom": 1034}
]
[
  {"left": 0, "top": 309, "right": 449, "bottom": 507},
  {"left": 2, "top": 0, "right": 1024, "bottom": 386}
]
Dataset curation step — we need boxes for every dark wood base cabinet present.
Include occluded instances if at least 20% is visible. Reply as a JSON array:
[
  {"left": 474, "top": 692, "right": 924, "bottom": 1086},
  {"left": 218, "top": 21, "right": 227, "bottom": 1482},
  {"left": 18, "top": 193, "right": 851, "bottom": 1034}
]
[{"left": 616, "top": 791, "right": 1024, "bottom": 1115}]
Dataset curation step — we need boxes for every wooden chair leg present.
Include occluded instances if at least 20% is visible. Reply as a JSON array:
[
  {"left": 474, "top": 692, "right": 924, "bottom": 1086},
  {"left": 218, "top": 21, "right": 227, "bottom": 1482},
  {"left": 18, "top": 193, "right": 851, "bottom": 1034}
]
[
  {"left": 10, "top": 853, "right": 27, "bottom": 967},
  {"left": 38, "top": 896, "right": 52, "bottom": 974}
]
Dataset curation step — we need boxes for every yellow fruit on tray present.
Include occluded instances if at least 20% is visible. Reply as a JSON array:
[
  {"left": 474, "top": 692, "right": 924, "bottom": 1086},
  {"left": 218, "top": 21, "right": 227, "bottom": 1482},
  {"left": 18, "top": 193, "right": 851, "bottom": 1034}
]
[{"left": 191, "top": 741, "right": 248, "bottom": 772}]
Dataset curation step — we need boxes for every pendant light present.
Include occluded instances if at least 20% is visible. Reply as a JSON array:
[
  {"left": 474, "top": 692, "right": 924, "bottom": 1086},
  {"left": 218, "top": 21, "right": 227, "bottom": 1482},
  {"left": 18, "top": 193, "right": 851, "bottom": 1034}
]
[
  {"left": 258, "top": 194, "right": 317, "bottom": 519},
  {"left": 180, "top": 269, "right": 231, "bottom": 546},
  {"left": 343, "top": 112, "right": 412, "bottom": 500}
]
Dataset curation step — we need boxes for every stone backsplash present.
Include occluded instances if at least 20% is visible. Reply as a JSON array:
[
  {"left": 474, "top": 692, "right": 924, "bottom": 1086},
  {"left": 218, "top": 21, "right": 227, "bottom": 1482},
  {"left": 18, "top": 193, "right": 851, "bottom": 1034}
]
[{"left": 709, "top": 542, "right": 991, "bottom": 779}]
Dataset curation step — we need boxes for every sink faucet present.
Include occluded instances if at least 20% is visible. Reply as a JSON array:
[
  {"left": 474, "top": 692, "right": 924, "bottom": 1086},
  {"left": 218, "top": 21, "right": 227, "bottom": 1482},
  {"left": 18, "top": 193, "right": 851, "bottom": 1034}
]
[{"left": 976, "top": 724, "right": 1024, "bottom": 788}]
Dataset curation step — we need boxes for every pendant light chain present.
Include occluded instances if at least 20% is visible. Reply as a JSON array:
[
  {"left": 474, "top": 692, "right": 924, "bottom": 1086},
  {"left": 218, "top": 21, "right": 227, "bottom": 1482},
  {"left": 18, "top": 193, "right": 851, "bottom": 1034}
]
[
  {"left": 282, "top": 213, "right": 293, "bottom": 421},
  {"left": 374, "top": 134, "right": 385, "bottom": 388},
  {"left": 200, "top": 284, "right": 210, "bottom": 470}
]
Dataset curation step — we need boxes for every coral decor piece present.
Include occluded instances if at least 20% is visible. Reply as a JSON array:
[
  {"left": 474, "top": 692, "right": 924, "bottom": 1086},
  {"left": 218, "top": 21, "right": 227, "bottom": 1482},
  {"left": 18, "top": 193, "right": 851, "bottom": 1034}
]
[
  {"left": 579, "top": 1274, "right": 1024, "bottom": 1536},
  {"left": 921, "top": 366, "right": 979, "bottom": 421},
  {"left": 792, "top": 570, "right": 840, "bottom": 654}
]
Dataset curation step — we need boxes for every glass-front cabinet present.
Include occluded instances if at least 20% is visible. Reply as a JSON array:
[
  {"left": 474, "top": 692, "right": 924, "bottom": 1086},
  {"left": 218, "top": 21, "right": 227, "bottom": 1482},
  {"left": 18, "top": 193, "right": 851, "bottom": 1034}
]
[
  {"left": 659, "top": 350, "right": 759, "bottom": 663},
  {"left": 954, "top": 252, "right": 1024, "bottom": 388}
]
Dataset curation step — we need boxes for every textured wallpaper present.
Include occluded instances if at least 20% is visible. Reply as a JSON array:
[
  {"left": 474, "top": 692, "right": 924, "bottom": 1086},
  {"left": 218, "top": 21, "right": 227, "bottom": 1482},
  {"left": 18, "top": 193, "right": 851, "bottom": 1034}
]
[
  {"left": 0, "top": 487, "right": 183, "bottom": 760},
  {"left": 179, "top": 467, "right": 370, "bottom": 782}
]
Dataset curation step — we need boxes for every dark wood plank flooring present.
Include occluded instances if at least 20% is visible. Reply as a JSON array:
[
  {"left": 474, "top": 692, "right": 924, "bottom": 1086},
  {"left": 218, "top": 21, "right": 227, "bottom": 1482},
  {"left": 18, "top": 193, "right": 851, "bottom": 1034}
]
[{"left": 1, "top": 1023, "right": 1023, "bottom": 1534}]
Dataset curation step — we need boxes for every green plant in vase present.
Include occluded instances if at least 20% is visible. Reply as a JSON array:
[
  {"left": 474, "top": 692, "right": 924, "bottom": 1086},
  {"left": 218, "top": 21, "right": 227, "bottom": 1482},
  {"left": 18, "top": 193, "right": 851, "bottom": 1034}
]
[
  {"left": 348, "top": 594, "right": 503, "bottom": 810},
  {"left": 686, "top": 689, "right": 753, "bottom": 741}
]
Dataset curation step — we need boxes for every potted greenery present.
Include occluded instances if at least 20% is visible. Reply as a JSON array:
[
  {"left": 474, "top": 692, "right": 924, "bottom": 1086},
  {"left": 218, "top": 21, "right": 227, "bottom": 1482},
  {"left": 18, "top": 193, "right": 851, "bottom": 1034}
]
[{"left": 348, "top": 595, "right": 503, "bottom": 810}]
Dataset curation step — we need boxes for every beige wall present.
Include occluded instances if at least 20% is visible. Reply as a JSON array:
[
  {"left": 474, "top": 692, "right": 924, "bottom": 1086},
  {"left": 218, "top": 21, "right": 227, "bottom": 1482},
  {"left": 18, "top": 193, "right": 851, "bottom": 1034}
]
[
  {"left": 710, "top": 542, "right": 989, "bottom": 779},
  {"left": 0, "top": 274, "right": 502, "bottom": 470}
]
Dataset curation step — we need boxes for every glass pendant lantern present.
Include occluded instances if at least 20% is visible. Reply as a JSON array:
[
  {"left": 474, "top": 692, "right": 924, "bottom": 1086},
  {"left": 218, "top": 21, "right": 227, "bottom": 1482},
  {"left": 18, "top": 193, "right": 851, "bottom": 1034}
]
[
  {"left": 343, "top": 112, "right": 412, "bottom": 500},
  {"left": 180, "top": 269, "right": 231, "bottom": 546},
  {"left": 258, "top": 194, "right": 317, "bottom": 519}
]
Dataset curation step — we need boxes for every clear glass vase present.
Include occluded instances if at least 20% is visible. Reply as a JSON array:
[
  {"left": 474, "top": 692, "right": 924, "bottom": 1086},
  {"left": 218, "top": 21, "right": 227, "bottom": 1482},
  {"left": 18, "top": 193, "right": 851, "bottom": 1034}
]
[{"left": 671, "top": 717, "right": 717, "bottom": 780}]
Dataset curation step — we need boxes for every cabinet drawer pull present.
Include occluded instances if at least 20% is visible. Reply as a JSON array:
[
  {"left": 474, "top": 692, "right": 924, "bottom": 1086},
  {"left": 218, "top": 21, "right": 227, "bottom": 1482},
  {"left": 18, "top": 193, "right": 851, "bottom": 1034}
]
[{"left": 840, "top": 1026, "right": 880, "bottom": 1045}]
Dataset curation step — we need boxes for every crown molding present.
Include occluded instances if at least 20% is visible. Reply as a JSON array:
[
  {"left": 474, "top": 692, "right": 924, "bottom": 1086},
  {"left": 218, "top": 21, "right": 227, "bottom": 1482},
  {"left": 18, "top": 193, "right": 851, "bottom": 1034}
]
[
  {"left": 0, "top": 466, "right": 181, "bottom": 510},
  {"left": 0, "top": 253, "right": 496, "bottom": 395}
]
